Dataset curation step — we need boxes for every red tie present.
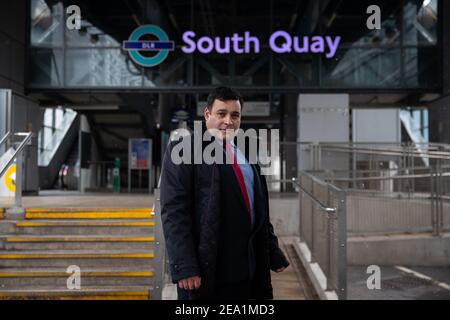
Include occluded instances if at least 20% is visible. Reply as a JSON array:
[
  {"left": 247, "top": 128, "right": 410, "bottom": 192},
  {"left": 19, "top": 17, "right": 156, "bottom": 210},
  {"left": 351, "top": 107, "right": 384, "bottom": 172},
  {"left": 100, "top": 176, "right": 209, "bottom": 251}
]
[{"left": 225, "top": 143, "right": 251, "bottom": 219}]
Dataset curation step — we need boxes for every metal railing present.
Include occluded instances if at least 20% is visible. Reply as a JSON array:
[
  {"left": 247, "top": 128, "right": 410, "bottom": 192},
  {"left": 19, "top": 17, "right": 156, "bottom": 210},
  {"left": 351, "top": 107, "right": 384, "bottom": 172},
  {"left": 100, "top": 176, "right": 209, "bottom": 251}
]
[
  {"left": 299, "top": 142, "right": 450, "bottom": 237},
  {"left": 296, "top": 142, "right": 450, "bottom": 299},
  {"left": 296, "top": 172, "right": 347, "bottom": 300},
  {"left": 152, "top": 188, "right": 166, "bottom": 300},
  {"left": 0, "top": 132, "right": 33, "bottom": 210}
]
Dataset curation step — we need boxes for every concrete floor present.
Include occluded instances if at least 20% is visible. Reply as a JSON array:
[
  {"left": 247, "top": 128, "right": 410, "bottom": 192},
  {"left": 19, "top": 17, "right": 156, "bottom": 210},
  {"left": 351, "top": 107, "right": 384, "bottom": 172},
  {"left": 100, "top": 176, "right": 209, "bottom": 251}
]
[{"left": 347, "top": 265, "right": 450, "bottom": 300}]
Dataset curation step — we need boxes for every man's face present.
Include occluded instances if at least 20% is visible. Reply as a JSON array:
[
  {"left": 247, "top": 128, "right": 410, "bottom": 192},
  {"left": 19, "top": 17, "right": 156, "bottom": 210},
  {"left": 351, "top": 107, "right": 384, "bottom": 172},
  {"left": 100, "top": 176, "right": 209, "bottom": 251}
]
[{"left": 204, "top": 99, "right": 241, "bottom": 141}]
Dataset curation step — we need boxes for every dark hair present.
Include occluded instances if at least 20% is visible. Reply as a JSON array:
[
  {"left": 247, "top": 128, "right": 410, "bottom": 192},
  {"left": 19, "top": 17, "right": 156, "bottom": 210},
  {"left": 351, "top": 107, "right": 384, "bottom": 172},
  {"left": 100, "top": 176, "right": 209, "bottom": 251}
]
[{"left": 205, "top": 86, "right": 243, "bottom": 111}]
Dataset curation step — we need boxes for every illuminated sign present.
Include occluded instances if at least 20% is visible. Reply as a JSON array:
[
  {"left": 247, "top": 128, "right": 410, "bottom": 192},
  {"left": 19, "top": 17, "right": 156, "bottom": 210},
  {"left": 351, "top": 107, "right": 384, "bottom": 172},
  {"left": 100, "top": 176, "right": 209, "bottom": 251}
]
[
  {"left": 182, "top": 31, "right": 341, "bottom": 58},
  {"left": 125, "top": 25, "right": 341, "bottom": 67},
  {"left": 123, "top": 25, "right": 175, "bottom": 67}
]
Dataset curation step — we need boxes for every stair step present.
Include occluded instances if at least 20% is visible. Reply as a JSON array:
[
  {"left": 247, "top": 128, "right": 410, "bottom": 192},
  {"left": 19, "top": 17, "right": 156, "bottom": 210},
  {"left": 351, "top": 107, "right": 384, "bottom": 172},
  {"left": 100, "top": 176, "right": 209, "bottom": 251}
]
[
  {"left": 1, "top": 235, "right": 157, "bottom": 250},
  {"left": 25, "top": 209, "right": 153, "bottom": 220},
  {"left": 3, "top": 235, "right": 156, "bottom": 242},
  {"left": 0, "top": 267, "right": 154, "bottom": 277},
  {"left": 0, "top": 250, "right": 156, "bottom": 267},
  {"left": 12, "top": 220, "right": 155, "bottom": 236},
  {"left": 15, "top": 220, "right": 155, "bottom": 227},
  {"left": 0, "top": 286, "right": 151, "bottom": 300},
  {"left": 25, "top": 208, "right": 152, "bottom": 213},
  {"left": 0, "top": 250, "right": 154, "bottom": 259},
  {"left": 0, "top": 267, "right": 155, "bottom": 288},
  {"left": 0, "top": 206, "right": 161, "bottom": 297}
]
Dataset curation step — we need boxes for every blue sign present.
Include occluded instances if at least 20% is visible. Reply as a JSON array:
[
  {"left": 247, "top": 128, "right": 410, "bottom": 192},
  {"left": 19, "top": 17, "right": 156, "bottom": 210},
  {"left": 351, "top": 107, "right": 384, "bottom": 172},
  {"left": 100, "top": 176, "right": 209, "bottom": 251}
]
[
  {"left": 129, "top": 139, "right": 151, "bottom": 169},
  {"left": 123, "top": 25, "right": 174, "bottom": 67}
]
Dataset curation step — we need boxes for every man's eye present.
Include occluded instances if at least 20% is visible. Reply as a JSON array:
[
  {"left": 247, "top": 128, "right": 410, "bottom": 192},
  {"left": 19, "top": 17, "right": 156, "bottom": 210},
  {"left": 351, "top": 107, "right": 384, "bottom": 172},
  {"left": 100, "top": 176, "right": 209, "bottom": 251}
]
[{"left": 218, "top": 113, "right": 225, "bottom": 117}]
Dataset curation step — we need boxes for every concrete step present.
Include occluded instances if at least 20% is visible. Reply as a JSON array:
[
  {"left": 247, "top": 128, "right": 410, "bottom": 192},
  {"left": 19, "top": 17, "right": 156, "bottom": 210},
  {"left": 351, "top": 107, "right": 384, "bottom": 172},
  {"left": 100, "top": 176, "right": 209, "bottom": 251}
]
[
  {"left": 0, "top": 235, "right": 157, "bottom": 250},
  {"left": 0, "top": 250, "right": 155, "bottom": 268},
  {"left": 0, "top": 221, "right": 14, "bottom": 234},
  {"left": 0, "top": 286, "right": 151, "bottom": 300},
  {"left": 12, "top": 220, "right": 155, "bottom": 235},
  {"left": 24, "top": 208, "right": 153, "bottom": 220},
  {"left": 0, "top": 267, "right": 154, "bottom": 288}
]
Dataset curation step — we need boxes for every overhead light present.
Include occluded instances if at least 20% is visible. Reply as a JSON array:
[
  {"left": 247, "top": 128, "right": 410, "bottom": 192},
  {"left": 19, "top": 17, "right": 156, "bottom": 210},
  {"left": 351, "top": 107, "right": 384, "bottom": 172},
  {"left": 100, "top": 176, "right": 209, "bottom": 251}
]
[{"left": 423, "top": 0, "right": 431, "bottom": 7}]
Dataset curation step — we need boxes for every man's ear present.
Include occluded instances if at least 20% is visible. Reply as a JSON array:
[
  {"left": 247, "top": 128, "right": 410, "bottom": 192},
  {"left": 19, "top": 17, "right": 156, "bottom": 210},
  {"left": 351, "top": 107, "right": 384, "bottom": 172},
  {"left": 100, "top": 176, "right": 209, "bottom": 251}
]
[{"left": 203, "top": 106, "right": 210, "bottom": 121}]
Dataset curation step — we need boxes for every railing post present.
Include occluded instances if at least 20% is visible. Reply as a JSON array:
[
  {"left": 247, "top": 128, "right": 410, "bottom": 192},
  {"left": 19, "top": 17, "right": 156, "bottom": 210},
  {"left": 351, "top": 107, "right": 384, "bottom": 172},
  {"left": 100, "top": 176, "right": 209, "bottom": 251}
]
[
  {"left": 14, "top": 150, "right": 23, "bottom": 209},
  {"left": 152, "top": 188, "right": 166, "bottom": 300},
  {"left": 310, "top": 178, "right": 315, "bottom": 262},
  {"left": 337, "top": 189, "right": 347, "bottom": 300}
]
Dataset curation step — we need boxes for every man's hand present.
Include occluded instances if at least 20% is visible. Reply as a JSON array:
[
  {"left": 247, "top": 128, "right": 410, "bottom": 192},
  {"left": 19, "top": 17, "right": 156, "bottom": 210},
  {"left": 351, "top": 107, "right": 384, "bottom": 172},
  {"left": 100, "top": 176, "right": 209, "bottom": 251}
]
[
  {"left": 178, "top": 276, "right": 201, "bottom": 290},
  {"left": 275, "top": 267, "right": 286, "bottom": 273}
]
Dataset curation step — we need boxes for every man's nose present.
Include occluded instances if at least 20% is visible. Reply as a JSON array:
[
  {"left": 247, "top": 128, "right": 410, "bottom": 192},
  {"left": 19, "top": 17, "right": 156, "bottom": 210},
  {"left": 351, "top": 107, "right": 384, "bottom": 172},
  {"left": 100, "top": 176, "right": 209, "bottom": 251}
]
[{"left": 223, "top": 114, "right": 232, "bottom": 125}]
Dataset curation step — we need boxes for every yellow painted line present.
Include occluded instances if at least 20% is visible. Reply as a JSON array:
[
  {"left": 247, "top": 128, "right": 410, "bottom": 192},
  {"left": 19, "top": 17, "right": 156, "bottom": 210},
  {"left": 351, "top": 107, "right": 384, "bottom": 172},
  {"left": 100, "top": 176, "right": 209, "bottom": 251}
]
[
  {"left": 0, "top": 253, "right": 154, "bottom": 259},
  {"left": 57, "top": 295, "right": 149, "bottom": 300},
  {"left": 0, "top": 295, "right": 149, "bottom": 300},
  {"left": 0, "top": 291, "right": 149, "bottom": 297},
  {"left": 25, "top": 212, "right": 153, "bottom": 219},
  {"left": 16, "top": 221, "right": 155, "bottom": 227},
  {"left": 0, "top": 211, "right": 4, "bottom": 219},
  {"left": 0, "top": 272, "right": 153, "bottom": 277},
  {"left": 26, "top": 208, "right": 152, "bottom": 213},
  {"left": 6, "top": 236, "right": 156, "bottom": 243}
]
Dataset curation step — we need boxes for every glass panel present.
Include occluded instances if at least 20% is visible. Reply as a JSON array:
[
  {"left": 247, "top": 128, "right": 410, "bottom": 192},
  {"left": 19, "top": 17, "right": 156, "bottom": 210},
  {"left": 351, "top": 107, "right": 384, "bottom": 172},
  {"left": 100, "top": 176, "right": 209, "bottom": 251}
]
[
  {"left": 65, "top": 49, "right": 142, "bottom": 87},
  {"left": 274, "top": 53, "right": 320, "bottom": 87},
  {"left": 42, "top": 127, "right": 52, "bottom": 150},
  {"left": 404, "top": 48, "right": 439, "bottom": 87},
  {"left": 30, "top": 48, "right": 64, "bottom": 86},
  {"left": 66, "top": 21, "right": 120, "bottom": 47},
  {"left": 38, "top": 109, "right": 77, "bottom": 166},
  {"left": 43, "top": 108, "right": 53, "bottom": 127},
  {"left": 322, "top": 0, "right": 402, "bottom": 47},
  {"left": 403, "top": 0, "right": 438, "bottom": 46},
  {"left": 142, "top": 53, "right": 187, "bottom": 87},
  {"left": 322, "top": 48, "right": 401, "bottom": 87},
  {"left": 30, "top": 0, "right": 63, "bottom": 47},
  {"left": 54, "top": 107, "right": 64, "bottom": 128}
]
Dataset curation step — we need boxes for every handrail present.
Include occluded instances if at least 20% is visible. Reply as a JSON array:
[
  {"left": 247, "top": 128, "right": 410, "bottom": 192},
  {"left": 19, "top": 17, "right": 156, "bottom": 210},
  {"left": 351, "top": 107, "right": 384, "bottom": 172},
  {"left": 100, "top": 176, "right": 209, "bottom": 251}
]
[
  {"left": 0, "top": 131, "right": 11, "bottom": 147},
  {"left": 0, "top": 132, "right": 33, "bottom": 178},
  {"left": 294, "top": 176, "right": 337, "bottom": 214}
]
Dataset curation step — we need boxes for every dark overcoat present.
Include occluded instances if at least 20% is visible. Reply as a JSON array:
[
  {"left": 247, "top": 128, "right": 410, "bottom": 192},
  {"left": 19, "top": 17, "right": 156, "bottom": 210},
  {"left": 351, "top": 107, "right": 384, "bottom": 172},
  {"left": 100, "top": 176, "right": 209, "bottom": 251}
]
[{"left": 160, "top": 133, "right": 289, "bottom": 299}]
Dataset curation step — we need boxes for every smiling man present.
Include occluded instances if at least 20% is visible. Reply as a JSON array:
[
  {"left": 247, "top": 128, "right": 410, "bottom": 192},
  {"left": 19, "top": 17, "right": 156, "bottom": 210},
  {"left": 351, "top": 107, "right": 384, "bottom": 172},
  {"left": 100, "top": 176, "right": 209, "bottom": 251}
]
[{"left": 160, "top": 86, "right": 289, "bottom": 300}]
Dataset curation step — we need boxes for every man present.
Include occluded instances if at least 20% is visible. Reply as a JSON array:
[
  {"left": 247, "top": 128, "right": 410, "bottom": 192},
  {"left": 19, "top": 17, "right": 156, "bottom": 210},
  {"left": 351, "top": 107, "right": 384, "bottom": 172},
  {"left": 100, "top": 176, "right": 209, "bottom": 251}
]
[{"left": 160, "top": 86, "right": 289, "bottom": 300}]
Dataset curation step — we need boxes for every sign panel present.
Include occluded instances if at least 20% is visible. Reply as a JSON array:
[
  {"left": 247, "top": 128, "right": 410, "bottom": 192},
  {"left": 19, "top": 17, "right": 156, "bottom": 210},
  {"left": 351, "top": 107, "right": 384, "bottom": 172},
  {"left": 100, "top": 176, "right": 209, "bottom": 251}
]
[
  {"left": 0, "top": 148, "right": 16, "bottom": 196},
  {"left": 129, "top": 139, "right": 151, "bottom": 170}
]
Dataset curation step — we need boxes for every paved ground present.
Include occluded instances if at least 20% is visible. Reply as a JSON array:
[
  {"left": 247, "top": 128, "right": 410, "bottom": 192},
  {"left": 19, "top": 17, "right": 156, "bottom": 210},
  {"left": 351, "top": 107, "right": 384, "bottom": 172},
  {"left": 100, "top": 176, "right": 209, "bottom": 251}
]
[{"left": 347, "top": 265, "right": 450, "bottom": 300}]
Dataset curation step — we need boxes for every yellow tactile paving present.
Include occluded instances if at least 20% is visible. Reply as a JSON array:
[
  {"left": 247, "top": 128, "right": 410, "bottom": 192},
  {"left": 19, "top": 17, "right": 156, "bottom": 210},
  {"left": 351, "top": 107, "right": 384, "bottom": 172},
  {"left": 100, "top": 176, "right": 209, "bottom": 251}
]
[
  {"left": 5, "top": 236, "right": 156, "bottom": 242},
  {"left": 16, "top": 221, "right": 155, "bottom": 227},
  {"left": 25, "top": 208, "right": 152, "bottom": 213},
  {"left": 0, "top": 252, "right": 155, "bottom": 259},
  {"left": 0, "top": 271, "right": 153, "bottom": 277},
  {"left": 25, "top": 211, "right": 153, "bottom": 219}
]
